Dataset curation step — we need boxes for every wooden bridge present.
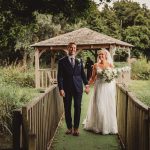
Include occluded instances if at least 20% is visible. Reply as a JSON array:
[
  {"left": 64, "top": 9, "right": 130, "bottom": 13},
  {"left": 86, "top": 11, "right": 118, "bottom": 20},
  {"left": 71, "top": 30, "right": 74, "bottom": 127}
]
[
  {"left": 12, "top": 28, "right": 149, "bottom": 149},
  {"left": 12, "top": 71, "right": 150, "bottom": 150}
]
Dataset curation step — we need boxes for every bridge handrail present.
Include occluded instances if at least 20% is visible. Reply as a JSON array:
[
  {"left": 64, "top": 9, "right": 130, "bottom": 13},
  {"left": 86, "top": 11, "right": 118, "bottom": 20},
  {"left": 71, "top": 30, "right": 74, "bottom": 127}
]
[
  {"left": 116, "top": 83, "right": 149, "bottom": 150},
  {"left": 13, "top": 85, "right": 63, "bottom": 150}
]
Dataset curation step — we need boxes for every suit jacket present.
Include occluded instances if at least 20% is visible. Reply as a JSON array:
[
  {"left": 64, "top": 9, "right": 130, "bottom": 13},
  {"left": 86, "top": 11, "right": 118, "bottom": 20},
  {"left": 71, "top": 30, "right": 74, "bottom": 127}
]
[{"left": 57, "top": 56, "right": 88, "bottom": 93}]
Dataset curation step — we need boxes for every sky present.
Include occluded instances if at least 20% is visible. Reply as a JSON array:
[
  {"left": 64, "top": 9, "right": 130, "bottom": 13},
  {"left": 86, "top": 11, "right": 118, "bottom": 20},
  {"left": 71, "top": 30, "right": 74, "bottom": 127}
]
[{"left": 94, "top": 0, "right": 150, "bottom": 9}]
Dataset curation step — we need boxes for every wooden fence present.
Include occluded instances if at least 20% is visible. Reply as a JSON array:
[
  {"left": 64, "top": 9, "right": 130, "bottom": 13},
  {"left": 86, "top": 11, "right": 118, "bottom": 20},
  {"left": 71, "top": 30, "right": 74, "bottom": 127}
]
[
  {"left": 116, "top": 66, "right": 131, "bottom": 85},
  {"left": 38, "top": 66, "right": 131, "bottom": 89},
  {"left": 13, "top": 85, "right": 63, "bottom": 150},
  {"left": 39, "top": 69, "right": 57, "bottom": 89},
  {"left": 116, "top": 83, "right": 150, "bottom": 150}
]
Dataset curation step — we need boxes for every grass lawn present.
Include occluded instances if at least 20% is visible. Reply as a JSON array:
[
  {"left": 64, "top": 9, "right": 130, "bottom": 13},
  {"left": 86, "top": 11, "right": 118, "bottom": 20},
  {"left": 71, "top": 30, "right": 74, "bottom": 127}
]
[
  {"left": 128, "top": 80, "right": 150, "bottom": 107},
  {"left": 51, "top": 90, "right": 121, "bottom": 150}
]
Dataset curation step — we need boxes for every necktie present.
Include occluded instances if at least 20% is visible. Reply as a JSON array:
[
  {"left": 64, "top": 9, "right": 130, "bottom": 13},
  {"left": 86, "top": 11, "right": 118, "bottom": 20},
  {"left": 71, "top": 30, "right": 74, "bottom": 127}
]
[{"left": 71, "top": 58, "right": 75, "bottom": 67}]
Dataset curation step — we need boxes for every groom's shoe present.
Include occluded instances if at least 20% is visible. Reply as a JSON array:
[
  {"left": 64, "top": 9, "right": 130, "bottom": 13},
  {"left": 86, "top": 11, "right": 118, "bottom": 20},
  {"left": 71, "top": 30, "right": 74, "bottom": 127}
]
[
  {"left": 73, "top": 128, "right": 79, "bottom": 136},
  {"left": 65, "top": 128, "right": 72, "bottom": 135}
]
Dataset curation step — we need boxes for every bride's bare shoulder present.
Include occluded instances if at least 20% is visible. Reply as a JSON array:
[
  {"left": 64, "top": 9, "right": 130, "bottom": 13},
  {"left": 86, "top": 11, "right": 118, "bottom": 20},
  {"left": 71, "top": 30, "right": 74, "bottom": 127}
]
[{"left": 93, "top": 63, "right": 98, "bottom": 69}]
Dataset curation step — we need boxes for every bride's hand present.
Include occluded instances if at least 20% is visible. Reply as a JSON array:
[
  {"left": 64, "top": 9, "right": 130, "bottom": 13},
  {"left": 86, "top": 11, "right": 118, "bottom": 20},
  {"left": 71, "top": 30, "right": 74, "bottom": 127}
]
[
  {"left": 59, "top": 90, "right": 65, "bottom": 97},
  {"left": 85, "top": 85, "right": 90, "bottom": 94}
]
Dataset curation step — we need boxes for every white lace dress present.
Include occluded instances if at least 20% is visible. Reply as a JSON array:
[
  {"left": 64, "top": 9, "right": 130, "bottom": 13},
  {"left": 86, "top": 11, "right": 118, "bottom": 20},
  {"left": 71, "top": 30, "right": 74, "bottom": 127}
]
[{"left": 83, "top": 67, "right": 118, "bottom": 134}]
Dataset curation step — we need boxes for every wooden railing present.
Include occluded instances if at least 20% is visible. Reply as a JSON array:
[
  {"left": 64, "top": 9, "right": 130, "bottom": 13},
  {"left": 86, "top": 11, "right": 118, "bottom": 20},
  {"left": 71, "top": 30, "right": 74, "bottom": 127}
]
[
  {"left": 38, "top": 69, "right": 57, "bottom": 89},
  {"left": 13, "top": 85, "right": 63, "bottom": 150},
  {"left": 37, "top": 66, "right": 131, "bottom": 89},
  {"left": 116, "top": 83, "right": 150, "bottom": 150},
  {"left": 116, "top": 66, "right": 131, "bottom": 85}
]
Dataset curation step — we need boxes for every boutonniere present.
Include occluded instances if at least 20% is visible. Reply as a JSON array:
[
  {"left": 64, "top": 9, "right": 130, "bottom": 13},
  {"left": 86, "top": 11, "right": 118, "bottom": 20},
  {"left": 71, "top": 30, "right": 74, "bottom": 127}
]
[{"left": 76, "top": 58, "right": 81, "bottom": 64}]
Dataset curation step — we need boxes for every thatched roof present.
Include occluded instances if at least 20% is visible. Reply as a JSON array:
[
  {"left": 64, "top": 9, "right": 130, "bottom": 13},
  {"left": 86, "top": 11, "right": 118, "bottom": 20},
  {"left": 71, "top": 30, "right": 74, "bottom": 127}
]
[{"left": 31, "top": 27, "right": 133, "bottom": 49}]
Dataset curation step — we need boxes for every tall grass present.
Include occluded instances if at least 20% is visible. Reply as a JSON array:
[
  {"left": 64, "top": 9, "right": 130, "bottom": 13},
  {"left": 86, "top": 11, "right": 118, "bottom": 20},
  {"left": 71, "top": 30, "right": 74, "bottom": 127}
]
[
  {"left": 0, "top": 65, "right": 35, "bottom": 87},
  {"left": 131, "top": 58, "right": 150, "bottom": 80},
  {"left": 128, "top": 80, "right": 150, "bottom": 106},
  {"left": 0, "top": 65, "right": 39, "bottom": 135}
]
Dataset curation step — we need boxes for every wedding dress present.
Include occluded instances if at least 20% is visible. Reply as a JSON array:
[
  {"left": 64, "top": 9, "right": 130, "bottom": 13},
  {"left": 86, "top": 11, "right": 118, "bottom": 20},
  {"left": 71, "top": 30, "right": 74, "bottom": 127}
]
[{"left": 83, "top": 66, "right": 118, "bottom": 134}]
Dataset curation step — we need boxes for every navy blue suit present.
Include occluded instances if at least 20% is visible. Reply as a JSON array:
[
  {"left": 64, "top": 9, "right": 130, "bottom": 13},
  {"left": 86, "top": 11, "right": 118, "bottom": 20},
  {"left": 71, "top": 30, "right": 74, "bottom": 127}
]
[{"left": 57, "top": 56, "right": 88, "bottom": 129}]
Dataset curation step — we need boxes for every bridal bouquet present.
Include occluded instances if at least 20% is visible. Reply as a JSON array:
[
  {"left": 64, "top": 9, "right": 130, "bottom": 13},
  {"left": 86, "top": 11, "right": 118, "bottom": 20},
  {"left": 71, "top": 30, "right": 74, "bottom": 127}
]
[{"left": 98, "top": 68, "right": 119, "bottom": 83}]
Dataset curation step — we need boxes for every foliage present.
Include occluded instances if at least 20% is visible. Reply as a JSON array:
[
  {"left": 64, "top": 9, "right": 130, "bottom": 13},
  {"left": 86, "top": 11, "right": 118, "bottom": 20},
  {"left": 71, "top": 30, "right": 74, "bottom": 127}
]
[
  {"left": 123, "top": 26, "right": 150, "bottom": 56},
  {"left": 0, "top": 66, "right": 38, "bottom": 134},
  {"left": 114, "top": 48, "right": 129, "bottom": 62},
  {"left": 0, "top": 0, "right": 98, "bottom": 65},
  {"left": 0, "top": 65, "right": 35, "bottom": 87},
  {"left": 78, "top": 51, "right": 95, "bottom": 64},
  {"left": 100, "top": 4, "right": 121, "bottom": 38},
  {"left": 1, "top": 0, "right": 150, "bottom": 65},
  {"left": 0, "top": 84, "right": 38, "bottom": 134},
  {"left": 131, "top": 58, "right": 150, "bottom": 80},
  {"left": 113, "top": 1, "right": 141, "bottom": 29}
]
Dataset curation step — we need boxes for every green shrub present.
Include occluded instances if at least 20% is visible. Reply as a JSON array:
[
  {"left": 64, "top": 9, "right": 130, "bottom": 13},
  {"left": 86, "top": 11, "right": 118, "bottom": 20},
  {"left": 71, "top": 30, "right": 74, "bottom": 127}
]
[
  {"left": 0, "top": 66, "right": 38, "bottom": 134},
  {"left": 131, "top": 58, "right": 150, "bottom": 80},
  {"left": 0, "top": 83, "right": 38, "bottom": 134},
  {"left": 1, "top": 66, "right": 35, "bottom": 87},
  {"left": 114, "top": 48, "right": 129, "bottom": 62}
]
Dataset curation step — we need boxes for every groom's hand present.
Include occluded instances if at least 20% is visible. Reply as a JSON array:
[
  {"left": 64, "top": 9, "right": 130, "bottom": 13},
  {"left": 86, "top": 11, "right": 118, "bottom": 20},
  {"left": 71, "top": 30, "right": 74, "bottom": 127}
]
[
  {"left": 59, "top": 90, "right": 65, "bottom": 97},
  {"left": 85, "top": 85, "right": 90, "bottom": 94}
]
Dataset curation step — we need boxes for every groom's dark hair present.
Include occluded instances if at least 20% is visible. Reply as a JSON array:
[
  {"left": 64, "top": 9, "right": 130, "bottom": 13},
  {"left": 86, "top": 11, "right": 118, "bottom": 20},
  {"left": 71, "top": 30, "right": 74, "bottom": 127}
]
[{"left": 68, "top": 42, "right": 76, "bottom": 47}]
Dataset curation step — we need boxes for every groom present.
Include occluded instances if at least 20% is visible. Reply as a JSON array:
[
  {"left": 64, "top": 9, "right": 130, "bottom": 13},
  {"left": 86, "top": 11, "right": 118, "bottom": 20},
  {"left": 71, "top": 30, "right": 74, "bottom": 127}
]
[{"left": 57, "top": 42, "right": 90, "bottom": 136}]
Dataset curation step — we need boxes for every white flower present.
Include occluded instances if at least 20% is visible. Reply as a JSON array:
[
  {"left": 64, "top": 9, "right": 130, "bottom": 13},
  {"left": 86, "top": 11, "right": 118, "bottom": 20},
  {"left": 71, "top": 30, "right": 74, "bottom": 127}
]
[
  {"left": 98, "top": 68, "right": 119, "bottom": 83},
  {"left": 76, "top": 58, "right": 81, "bottom": 64}
]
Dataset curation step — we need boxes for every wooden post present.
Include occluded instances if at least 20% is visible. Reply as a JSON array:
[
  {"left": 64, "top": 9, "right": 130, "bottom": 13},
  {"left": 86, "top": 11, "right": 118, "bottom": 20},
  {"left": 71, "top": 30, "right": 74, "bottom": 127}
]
[
  {"left": 109, "top": 45, "right": 116, "bottom": 61},
  {"left": 35, "top": 48, "right": 40, "bottom": 88},
  {"left": 95, "top": 49, "right": 98, "bottom": 62},
  {"left": 125, "top": 91, "right": 129, "bottom": 149},
  {"left": 29, "top": 133, "right": 36, "bottom": 150},
  {"left": 50, "top": 51, "right": 56, "bottom": 69},
  {"left": 127, "top": 48, "right": 131, "bottom": 66},
  {"left": 22, "top": 106, "right": 29, "bottom": 150},
  {"left": 13, "top": 110, "right": 22, "bottom": 150},
  {"left": 148, "top": 108, "right": 150, "bottom": 149}
]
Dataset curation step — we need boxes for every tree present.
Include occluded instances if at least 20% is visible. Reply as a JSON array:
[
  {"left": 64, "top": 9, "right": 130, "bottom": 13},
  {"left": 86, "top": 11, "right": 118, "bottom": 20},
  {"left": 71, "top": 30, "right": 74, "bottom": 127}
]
[
  {"left": 113, "top": 1, "right": 141, "bottom": 29},
  {"left": 123, "top": 25, "right": 150, "bottom": 59},
  {"left": 100, "top": 4, "right": 121, "bottom": 39}
]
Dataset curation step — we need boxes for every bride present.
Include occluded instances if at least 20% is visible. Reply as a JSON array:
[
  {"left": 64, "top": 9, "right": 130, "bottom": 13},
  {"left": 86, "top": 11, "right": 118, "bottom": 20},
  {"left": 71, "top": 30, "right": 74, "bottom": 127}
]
[{"left": 83, "top": 49, "right": 118, "bottom": 134}]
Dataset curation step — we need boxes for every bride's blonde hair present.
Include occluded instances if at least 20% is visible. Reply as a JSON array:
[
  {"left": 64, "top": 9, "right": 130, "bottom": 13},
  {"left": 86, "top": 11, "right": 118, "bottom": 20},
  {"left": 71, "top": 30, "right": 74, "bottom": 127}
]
[
  {"left": 97, "top": 49, "right": 113, "bottom": 65},
  {"left": 97, "top": 50, "right": 107, "bottom": 58}
]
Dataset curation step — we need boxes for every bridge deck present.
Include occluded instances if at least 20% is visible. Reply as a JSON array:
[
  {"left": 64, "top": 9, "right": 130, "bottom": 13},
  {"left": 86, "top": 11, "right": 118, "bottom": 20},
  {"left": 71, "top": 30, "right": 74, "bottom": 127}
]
[{"left": 51, "top": 89, "right": 121, "bottom": 150}]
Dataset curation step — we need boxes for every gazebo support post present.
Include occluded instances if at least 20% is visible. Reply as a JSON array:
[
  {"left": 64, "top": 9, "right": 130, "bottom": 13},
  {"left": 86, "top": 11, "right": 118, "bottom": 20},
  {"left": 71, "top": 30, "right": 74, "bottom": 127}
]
[
  {"left": 35, "top": 48, "right": 40, "bottom": 88},
  {"left": 127, "top": 47, "right": 131, "bottom": 65},
  {"left": 50, "top": 51, "right": 56, "bottom": 69},
  {"left": 95, "top": 49, "right": 98, "bottom": 62},
  {"left": 109, "top": 45, "right": 117, "bottom": 61}
]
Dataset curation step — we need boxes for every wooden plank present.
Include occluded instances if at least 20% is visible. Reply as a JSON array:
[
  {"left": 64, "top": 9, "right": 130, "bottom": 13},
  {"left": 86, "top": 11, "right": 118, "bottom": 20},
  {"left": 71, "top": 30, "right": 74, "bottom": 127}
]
[
  {"left": 125, "top": 91, "right": 128, "bottom": 148},
  {"left": 41, "top": 70, "right": 44, "bottom": 88},
  {"left": 29, "top": 134, "right": 36, "bottom": 150},
  {"left": 12, "top": 110, "right": 22, "bottom": 150},
  {"left": 128, "top": 92, "right": 148, "bottom": 111},
  {"left": 20, "top": 85, "right": 64, "bottom": 150},
  {"left": 22, "top": 106, "right": 29, "bottom": 150},
  {"left": 116, "top": 83, "right": 149, "bottom": 150},
  {"left": 35, "top": 49, "right": 40, "bottom": 88},
  {"left": 23, "top": 85, "right": 57, "bottom": 110},
  {"left": 148, "top": 108, "right": 150, "bottom": 150}
]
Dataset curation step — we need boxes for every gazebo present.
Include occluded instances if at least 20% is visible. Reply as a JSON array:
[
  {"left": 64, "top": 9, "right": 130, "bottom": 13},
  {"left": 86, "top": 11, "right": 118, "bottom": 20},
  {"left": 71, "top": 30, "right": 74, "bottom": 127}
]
[{"left": 31, "top": 27, "right": 133, "bottom": 88}]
